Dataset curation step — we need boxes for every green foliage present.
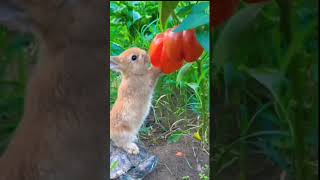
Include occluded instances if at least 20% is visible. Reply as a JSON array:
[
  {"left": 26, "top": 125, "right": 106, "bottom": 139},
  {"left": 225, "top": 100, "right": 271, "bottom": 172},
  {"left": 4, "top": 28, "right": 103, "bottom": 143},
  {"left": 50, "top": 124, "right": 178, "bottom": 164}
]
[
  {"left": 0, "top": 27, "right": 33, "bottom": 155},
  {"left": 213, "top": 0, "right": 318, "bottom": 179},
  {"left": 214, "top": 3, "right": 266, "bottom": 66},
  {"left": 199, "top": 164, "right": 209, "bottom": 180},
  {"left": 167, "top": 130, "right": 187, "bottom": 144},
  {"left": 160, "top": 1, "right": 179, "bottom": 30},
  {"left": 182, "top": 176, "right": 190, "bottom": 180},
  {"left": 173, "top": 2, "right": 209, "bottom": 31},
  {"left": 174, "top": 2, "right": 210, "bottom": 52},
  {"left": 110, "top": 160, "right": 119, "bottom": 171}
]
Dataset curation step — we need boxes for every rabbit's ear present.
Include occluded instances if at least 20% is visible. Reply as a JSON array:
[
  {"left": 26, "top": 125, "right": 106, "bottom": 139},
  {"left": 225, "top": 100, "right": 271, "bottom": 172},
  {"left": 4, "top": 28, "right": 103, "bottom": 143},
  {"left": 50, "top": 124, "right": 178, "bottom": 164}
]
[{"left": 110, "top": 56, "right": 122, "bottom": 72}]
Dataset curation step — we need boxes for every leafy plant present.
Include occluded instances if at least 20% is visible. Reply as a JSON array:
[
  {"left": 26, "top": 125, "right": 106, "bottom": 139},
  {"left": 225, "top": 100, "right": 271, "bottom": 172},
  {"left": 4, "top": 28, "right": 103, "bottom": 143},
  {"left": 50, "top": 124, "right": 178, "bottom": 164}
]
[
  {"left": 0, "top": 27, "right": 34, "bottom": 155},
  {"left": 212, "top": 0, "right": 318, "bottom": 179}
]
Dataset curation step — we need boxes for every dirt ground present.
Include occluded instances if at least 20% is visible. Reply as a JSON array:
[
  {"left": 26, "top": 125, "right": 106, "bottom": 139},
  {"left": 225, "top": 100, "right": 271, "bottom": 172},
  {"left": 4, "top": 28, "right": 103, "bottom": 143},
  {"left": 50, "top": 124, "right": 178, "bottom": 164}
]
[
  {"left": 119, "top": 115, "right": 282, "bottom": 180},
  {"left": 143, "top": 136, "right": 209, "bottom": 180},
  {"left": 142, "top": 139, "right": 283, "bottom": 180}
]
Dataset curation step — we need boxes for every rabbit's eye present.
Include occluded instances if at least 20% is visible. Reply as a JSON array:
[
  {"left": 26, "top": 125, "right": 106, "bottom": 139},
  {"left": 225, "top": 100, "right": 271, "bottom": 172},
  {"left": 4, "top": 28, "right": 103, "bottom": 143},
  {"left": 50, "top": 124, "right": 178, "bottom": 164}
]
[{"left": 131, "top": 55, "right": 137, "bottom": 61}]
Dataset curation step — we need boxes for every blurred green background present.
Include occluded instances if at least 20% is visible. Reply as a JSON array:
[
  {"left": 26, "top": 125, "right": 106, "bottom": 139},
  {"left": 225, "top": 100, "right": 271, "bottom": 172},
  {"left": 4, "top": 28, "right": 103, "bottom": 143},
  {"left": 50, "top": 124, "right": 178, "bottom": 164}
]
[
  {"left": 0, "top": 27, "right": 34, "bottom": 155},
  {"left": 212, "top": 1, "right": 318, "bottom": 180}
]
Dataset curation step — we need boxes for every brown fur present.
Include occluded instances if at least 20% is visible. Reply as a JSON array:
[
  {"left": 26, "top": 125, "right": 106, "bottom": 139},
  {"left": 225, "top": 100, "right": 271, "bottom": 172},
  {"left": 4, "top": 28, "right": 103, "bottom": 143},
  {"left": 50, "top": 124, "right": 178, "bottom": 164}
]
[
  {"left": 0, "top": 0, "right": 107, "bottom": 180},
  {"left": 110, "top": 48, "right": 162, "bottom": 154}
]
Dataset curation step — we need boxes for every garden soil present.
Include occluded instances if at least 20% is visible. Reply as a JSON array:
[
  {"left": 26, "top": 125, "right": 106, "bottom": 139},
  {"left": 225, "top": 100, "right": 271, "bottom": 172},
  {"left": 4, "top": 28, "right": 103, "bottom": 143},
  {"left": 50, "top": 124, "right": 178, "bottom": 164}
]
[
  {"left": 143, "top": 136, "right": 281, "bottom": 180},
  {"left": 143, "top": 136, "right": 209, "bottom": 180},
  {"left": 141, "top": 116, "right": 281, "bottom": 180}
]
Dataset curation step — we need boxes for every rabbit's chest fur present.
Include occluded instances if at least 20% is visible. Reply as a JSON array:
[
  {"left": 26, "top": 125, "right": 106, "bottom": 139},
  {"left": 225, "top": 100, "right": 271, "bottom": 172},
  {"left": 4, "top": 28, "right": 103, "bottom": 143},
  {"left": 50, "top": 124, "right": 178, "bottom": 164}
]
[{"left": 111, "top": 75, "right": 155, "bottom": 133}]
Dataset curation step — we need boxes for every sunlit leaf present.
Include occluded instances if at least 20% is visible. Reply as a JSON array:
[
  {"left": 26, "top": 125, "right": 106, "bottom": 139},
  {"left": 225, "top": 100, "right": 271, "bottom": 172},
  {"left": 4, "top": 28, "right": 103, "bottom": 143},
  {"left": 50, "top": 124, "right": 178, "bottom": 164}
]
[
  {"left": 196, "top": 25, "right": 210, "bottom": 52},
  {"left": 193, "top": 131, "right": 202, "bottom": 141},
  {"left": 174, "top": 13, "right": 209, "bottom": 32},
  {"left": 191, "top": 2, "right": 209, "bottom": 14},
  {"left": 176, "top": 5, "right": 193, "bottom": 17},
  {"left": 176, "top": 63, "right": 193, "bottom": 87},
  {"left": 132, "top": 10, "right": 142, "bottom": 22},
  {"left": 111, "top": 42, "right": 124, "bottom": 56}
]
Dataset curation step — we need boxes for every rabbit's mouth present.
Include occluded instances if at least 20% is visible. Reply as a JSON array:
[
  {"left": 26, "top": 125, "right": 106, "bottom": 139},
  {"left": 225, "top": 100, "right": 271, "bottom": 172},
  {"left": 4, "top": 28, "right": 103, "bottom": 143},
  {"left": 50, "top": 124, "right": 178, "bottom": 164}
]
[
  {"left": 110, "top": 59, "right": 118, "bottom": 66},
  {"left": 110, "top": 56, "right": 122, "bottom": 72},
  {"left": 110, "top": 59, "right": 118, "bottom": 67},
  {"left": 140, "top": 54, "right": 148, "bottom": 65}
]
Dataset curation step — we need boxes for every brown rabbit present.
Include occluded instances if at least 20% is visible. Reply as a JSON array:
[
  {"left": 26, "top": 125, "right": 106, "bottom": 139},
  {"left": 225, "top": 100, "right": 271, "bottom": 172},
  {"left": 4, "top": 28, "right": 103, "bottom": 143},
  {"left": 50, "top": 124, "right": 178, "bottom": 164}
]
[
  {"left": 110, "top": 47, "right": 162, "bottom": 154},
  {"left": 0, "top": 1, "right": 107, "bottom": 180}
]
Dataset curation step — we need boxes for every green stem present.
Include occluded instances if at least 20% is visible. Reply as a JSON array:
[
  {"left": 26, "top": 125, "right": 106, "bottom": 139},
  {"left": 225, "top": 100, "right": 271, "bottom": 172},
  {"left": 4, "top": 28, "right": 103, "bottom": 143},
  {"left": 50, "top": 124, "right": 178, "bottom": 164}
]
[
  {"left": 275, "top": 1, "right": 307, "bottom": 179},
  {"left": 239, "top": 105, "right": 249, "bottom": 180},
  {"left": 197, "top": 60, "right": 202, "bottom": 79},
  {"left": 275, "top": 0, "right": 293, "bottom": 47},
  {"left": 239, "top": 141, "right": 247, "bottom": 180},
  {"left": 289, "top": 61, "right": 307, "bottom": 180}
]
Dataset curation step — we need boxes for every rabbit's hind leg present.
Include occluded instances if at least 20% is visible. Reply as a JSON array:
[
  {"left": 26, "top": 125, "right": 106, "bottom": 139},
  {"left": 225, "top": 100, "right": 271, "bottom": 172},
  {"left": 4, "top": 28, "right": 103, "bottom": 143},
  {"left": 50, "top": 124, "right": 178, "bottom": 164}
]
[{"left": 111, "top": 132, "right": 140, "bottom": 155}]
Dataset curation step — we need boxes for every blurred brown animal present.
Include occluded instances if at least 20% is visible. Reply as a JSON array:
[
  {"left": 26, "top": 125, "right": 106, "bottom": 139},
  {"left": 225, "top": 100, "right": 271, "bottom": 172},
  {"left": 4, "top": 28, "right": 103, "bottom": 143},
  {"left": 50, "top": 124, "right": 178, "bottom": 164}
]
[
  {"left": 0, "top": 0, "right": 107, "bottom": 180},
  {"left": 110, "top": 48, "right": 162, "bottom": 155}
]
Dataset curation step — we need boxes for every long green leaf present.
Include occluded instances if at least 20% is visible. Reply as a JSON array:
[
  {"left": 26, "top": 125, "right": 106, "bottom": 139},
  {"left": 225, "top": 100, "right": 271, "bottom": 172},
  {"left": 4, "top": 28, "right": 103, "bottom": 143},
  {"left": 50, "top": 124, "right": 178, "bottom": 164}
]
[
  {"left": 196, "top": 25, "right": 210, "bottom": 52},
  {"left": 213, "top": 3, "right": 266, "bottom": 66},
  {"left": 176, "top": 63, "right": 193, "bottom": 87},
  {"left": 160, "top": 1, "right": 179, "bottom": 30},
  {"left": 174, "top": 13, "right": 209, "bottom": 32}
]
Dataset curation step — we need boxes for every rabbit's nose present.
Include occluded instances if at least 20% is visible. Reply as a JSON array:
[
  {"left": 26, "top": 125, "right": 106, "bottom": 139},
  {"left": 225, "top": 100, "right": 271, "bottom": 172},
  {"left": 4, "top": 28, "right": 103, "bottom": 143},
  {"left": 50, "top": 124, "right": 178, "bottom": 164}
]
[
  {"left": 144, "top": 54, "right": 150, "bottom": 60},
  {"left": 141, "top": 54, "right": 148, "bottom": 63}
]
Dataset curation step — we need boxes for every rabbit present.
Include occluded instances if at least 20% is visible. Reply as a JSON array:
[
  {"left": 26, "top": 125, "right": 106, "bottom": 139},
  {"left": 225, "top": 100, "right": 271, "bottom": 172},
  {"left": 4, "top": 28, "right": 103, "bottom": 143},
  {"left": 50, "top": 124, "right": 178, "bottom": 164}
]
[{"left": 110, "top": 47, "right": 163, "bottom": 155}]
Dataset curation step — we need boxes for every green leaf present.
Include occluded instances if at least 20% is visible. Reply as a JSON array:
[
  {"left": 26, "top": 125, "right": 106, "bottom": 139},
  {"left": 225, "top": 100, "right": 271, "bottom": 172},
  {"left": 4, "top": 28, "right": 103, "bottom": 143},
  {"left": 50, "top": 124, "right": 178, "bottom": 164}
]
[
  {"left": 244, "top": 68, "right": 285, "bottom": 103},
  {"left": 174, "top": 2, "right": 209, "bottom": 32},
  {"left": 176, "top": 63, "right": 193, "bottom": 87},
  {"left": 186, "top": 82, "right": 199, "bottom": 92},
  {"left": 132, "top": 10, "right": 142, "bottom": 22},
  {"left": 167, "top": 131, "right": 185, "bottom": 144},
  {"left": 191, "top": 2, "right": 209, "bottom": 14},
  {"left": 213, "top": 3, "right": 266, "bottom": 66},
  {"left": 110, "top": 160, "right": 119, "bottom": 171},
  {"left": 176, "top": 5, "right": 193, "bottom": 17},
  {"left": 281, "top": 20, "right": 316, "bottom": 72},
  {"left": 254, "top": 140, "right": 290, "bottom": 171},
  {"left": 160, "top": 1, "right": 179, "bottom": 30},
  {"left": 196, "top": 25, "right": 209, "bottom": 52},
  {"left": 243, "top": 102, "right": 274, "bottom": 135},
  {"left": 174, "top": 13, "right": 209, "bottom": 32},
  {"left": 111, "top": 42, "right": 124, "bottom": 56},
  {"left": 214, "top": 157, "right": 238, "bottom": 177}
]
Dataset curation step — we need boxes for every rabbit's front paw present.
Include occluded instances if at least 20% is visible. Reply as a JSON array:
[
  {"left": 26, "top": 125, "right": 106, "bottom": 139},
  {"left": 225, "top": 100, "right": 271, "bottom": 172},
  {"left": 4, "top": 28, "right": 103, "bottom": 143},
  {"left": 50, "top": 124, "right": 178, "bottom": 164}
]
[{"left": 125, "top": 143, "right": 139, "bottom": 155}]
